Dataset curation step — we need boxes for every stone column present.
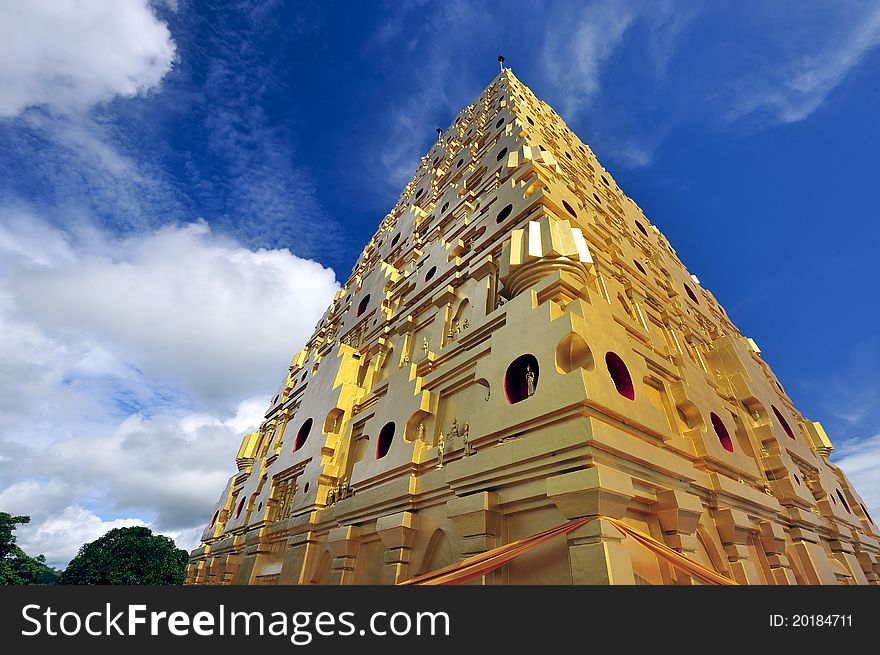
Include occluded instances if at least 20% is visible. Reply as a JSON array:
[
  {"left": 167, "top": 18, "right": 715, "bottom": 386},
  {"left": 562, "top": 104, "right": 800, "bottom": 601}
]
[
  {"left": 446, "top": 492, "right": 501, "bottom": 556},
  {"left": 827, "top": 523, "right": 869, "bottom": 585},
  {"left": 655, "top": 489, "right": 703, "bottom": 584},
  {"left": 758, "top": 521, "right": 797, "bottom": 585},
  {"left": 376, "top": 511, "right": 419, "bottom": 584},
  {"left": 547, "top": 466, "right": 636, "bottom": 585},
  {"left": 714, "top": 508, "right": 761, "bottom": 584},
  {"left": 327, "top": 525, "right": 361, "bottom": 585},
  {"left": 787, "top": 527, "right": 837, "bottom": 585}
]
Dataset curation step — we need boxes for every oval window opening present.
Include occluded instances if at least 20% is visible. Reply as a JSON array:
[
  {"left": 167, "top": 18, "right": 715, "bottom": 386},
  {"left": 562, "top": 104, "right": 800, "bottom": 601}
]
[
  {"left": 294, "top": 418, "right": 313, "bottom": 452},
  {"left": 496, "top": 117, "right": 504, "bottom": 128},
  {"left": 391, "top": 233, "right": 400, "bottom": 246},
  {"left": 496, "top": 203, "right": 513, "bottom": 223},
  {"left": 425, "top": 266, "right": 437, "bottom": 281},
  {"left": 836, "top": 490, "right": 851, "bottom": 513},
  {"left": 562, "top": 199, "right": 577, "bottom": 218},
  {"left": 504, "top": 354, "right": 539, "bottom": 403},
  {"left": 209, "top": 510, "right": 219, "bottom": 529},
  {"left": 235, "top": 498, "right": 246, "bottom": 519},
  {"left": 496, "top": 147, "right": 508, "bottom": 162},
  {"left": 684, "top": 284, "right": 699, "bottom": 304},
  {"left": 635, "top": 221, "right": 648, "bottom": 236},
  {"left": 415, "top": 188, "right": 424, "bottom": 199},
  {"left": 771, "top": 405, "right": 796, "bottom": 440},
  {"left": 605, "top": 352, "right": 635, "bottom": 400},
  {"left": 527, "top": 116, "right": 535, "bottom": 125},
  {"left": 357, "top": 294, "right": 370, "bottom": 317},
  {"left": 377, "top": 422, "right": 395, "bottom": 459},
  {"left": 441, "top": 202, "right": 449, "bottom": 213},
  {"left": 634, "top": 260, "right": 647, "bottom": 275},
  {"left": 456, "top": 158, "right": 463, "bottom": 168},
  {"left": 710, "top": 412, "right": 734, "bottom": 452}
]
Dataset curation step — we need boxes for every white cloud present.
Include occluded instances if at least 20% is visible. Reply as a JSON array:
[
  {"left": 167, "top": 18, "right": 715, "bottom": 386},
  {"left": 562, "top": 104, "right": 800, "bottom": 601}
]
[
  {"left": 833, "top": 432, "right": 880, "bottom": 523},
  {"left": 725, "top": 6, "right": 880, "bottom": 124},
  {"left": 6, "top": 218, "right": 338, "bottom": 407},
  {"left": 541, "top": 0, "right": 636, "bottom": 118},
  {"left": 12, "top": 505, "right": 146, "bottom": 567},
  {"left": 0, "top": 218, "right": 339, "bottom": 567},
  {"left": 0, "top": 0, "right": 176, "bottom": 117}
]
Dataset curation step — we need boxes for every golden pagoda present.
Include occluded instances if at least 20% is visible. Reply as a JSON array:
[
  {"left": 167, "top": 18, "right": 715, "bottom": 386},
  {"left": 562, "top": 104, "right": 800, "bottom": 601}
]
[{"left": 186, "top": 66, "right": 880, "bottom": 585}]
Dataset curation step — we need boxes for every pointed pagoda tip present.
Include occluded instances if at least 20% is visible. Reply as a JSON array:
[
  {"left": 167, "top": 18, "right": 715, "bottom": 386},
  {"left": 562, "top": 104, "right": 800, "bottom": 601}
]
[{"left": 498, "top": 53, "right": 505, "bottom": 71}]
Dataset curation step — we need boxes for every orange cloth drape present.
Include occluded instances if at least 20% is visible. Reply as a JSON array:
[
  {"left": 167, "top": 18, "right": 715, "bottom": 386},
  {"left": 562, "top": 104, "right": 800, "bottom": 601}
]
[{"left": 398, "top": 515, "right": 737, "bottom": 586}]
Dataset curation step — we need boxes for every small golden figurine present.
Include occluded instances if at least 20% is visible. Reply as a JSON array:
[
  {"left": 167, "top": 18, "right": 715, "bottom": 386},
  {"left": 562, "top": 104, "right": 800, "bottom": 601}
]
[
  {"left": 462, "top": 422, "right": 475, "bottom": 457},
  {"left": 526, "top": 365, "right": 536, "bottom": 396},
  {"left": 436, "top": 432, "right": 445, "bottom": 469}
]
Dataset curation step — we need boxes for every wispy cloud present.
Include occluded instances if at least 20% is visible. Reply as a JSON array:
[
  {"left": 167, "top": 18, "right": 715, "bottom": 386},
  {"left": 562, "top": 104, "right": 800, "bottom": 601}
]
[
  {"left": 832, "top": 431, "right": 880, "bottom": 522},
  {"left": 725, "top": 5, "right": 880, "bottom": 124},
  {"left": 364, "top": 0, "right": 493, "bottom": 192},
  {"left": 541, "top": 0, "right": 637, "bottom": 118}
]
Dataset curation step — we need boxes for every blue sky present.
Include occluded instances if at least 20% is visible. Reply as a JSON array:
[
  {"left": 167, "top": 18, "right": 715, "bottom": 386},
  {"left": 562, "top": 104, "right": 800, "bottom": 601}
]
[{"left": 1, "top": 0, "right": 879, "bottom": 566}]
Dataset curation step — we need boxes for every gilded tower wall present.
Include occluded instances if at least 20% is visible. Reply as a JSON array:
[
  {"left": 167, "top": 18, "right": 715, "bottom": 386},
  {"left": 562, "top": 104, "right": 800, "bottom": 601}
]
[{"left": 187, "top": 69, "right": 880, "bottom": 585}]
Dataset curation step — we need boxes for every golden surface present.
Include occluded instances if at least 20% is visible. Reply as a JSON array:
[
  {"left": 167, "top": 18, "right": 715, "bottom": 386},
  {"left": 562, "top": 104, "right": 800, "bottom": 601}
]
[{"left": 187, "top": 69, "right": 880, "bottom": 585}]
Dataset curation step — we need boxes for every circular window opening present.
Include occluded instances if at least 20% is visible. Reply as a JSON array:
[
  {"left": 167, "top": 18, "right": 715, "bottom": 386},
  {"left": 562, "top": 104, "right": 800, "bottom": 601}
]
[
  {"left": 357, "top": 294, "right": 370, "bottom": 317},
  {"left": 441, "top": 202, "right": 449, "bottom": 213},
  {"left": 634, "top": 260, "right": 647, "bottom": 275},
  {"left": 235, "top": 498, "right": 246, "bottom": 519},
  {"left": 684, "top": 284, "right": 699, "bottom": 304},
  {"left": 836, "top": 490, "right": 851, "bottom": 514},
  {"left": 377, "top": 421, "right": 395, "bottom": 459},
  {"left": 562, "top": 199, "right": 577, "bottom": 218},
  {"left": 504, "top": 354, "right": 539, "bottom": 404},
  {"left": 496, "top": 147, "right": 508, "bottom": 162},
  {"left": 496, "top": 203, "right": 513, "bottom": 223},
  {"left": 605, "top": 352, "right": 635, "bottom": 400},
  {"left": 710, "top": 412, "right": 734, "bottom": 452},
  {"left": 209, "top": 510, "right": 219, "bottom": 529},
  {"left": 294, "top": 418, "right": 313, "bottom": 452},
  {"left": 771, "top": 405, "right": 796, "bottom": 440},
  {"left": 425, "top": 266, "right": 437, "bottom": 281},
  {"left": 391, "top": 233, "right": 400, "bottom": 246},
  {"left": 496, "top": 118, "right": 504, "bottom": 128},
  {"left": 635, "top": 221, "right": 648, "bottom": 236}
]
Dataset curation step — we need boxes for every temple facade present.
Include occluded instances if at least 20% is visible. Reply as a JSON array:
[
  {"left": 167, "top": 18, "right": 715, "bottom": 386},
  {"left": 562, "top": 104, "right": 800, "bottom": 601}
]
[{"left": 187, "top": 68, "right": 880, "bottom": 585}]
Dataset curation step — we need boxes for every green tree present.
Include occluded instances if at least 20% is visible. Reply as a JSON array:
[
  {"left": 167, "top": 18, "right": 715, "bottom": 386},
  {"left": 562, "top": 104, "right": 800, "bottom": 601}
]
[
  {"left": 0, "top": 512, "right": 49, "bottom": 585},
  {"left": 58, "top": 526, "right": 189, "bottom": 585}
]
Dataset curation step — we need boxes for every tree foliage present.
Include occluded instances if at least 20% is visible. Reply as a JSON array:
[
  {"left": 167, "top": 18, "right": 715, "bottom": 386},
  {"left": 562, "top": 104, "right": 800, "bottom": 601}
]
[
  {"left": 57, "top": 526, "right": 189, "bottom": 585},
  {"left": 0, "top": 512, "right": 49, "bottom": 585}
]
